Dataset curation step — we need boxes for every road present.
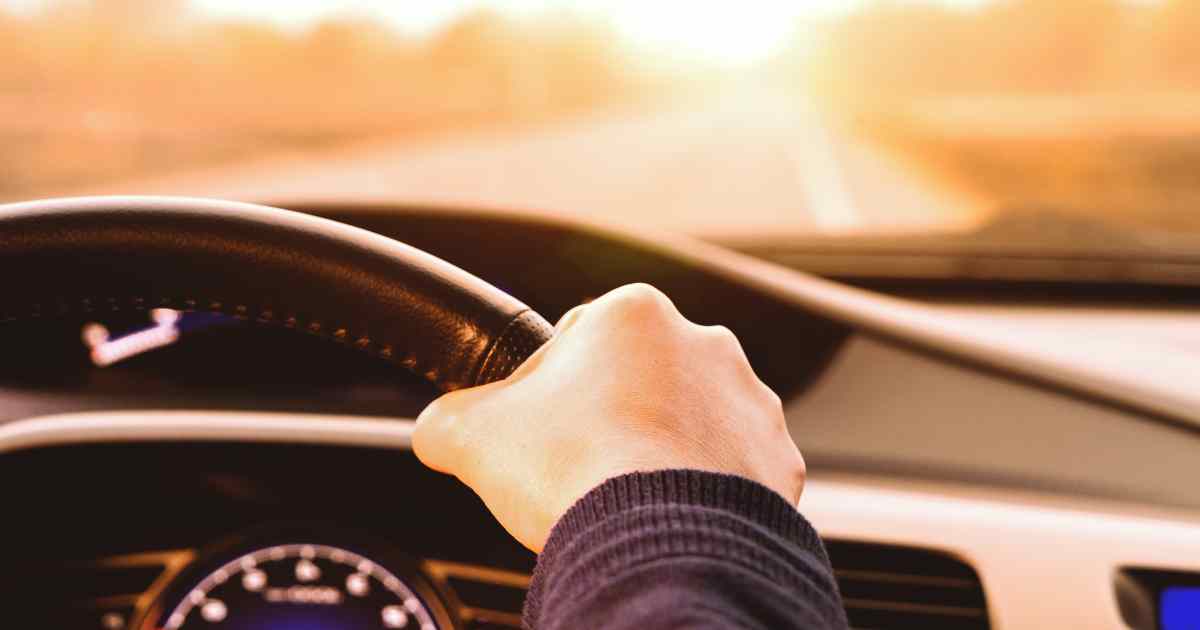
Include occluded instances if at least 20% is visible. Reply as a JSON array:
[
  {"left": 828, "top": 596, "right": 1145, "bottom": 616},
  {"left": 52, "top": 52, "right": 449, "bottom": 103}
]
[{"left": 91, "top": 96, "right": 984, "bottom": 238}]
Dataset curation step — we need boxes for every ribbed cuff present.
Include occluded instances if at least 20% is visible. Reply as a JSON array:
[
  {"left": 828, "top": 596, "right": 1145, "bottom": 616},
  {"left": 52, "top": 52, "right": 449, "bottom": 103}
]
[
  {"left": 523, "top": 469, "right": 838, "bottom": 627},
  {"left": 550, "top": 469, "right": 826, "bottom": 558}
]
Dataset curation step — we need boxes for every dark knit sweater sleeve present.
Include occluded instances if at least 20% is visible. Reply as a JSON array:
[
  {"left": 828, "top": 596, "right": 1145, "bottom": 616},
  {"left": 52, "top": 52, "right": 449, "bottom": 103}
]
[{"left": 522, "top": 469, "right": 848, "bottom": 630}]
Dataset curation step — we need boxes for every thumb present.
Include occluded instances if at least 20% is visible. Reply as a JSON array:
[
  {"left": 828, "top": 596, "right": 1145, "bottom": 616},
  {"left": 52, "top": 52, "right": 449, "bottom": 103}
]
[{"left": 411, "top": 379, "right": 506, "bottom": 476}]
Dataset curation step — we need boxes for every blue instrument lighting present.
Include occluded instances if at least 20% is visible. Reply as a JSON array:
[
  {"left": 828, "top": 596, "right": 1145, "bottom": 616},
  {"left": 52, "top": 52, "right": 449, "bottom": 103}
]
[{"left": 1162, "top": 587, "right": 1200, "bottom": 630}]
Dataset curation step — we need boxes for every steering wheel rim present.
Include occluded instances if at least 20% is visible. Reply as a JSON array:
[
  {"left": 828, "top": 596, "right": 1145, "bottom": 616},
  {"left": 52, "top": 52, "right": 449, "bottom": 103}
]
[{"left": 0, "top": 196, "right": 553, "bottom": 391}]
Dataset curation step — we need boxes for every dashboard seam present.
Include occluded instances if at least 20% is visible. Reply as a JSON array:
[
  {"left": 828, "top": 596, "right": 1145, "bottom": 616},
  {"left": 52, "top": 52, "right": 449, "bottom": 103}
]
[{"left": 0, "top": 295, "right": 435, "bottom": 377}]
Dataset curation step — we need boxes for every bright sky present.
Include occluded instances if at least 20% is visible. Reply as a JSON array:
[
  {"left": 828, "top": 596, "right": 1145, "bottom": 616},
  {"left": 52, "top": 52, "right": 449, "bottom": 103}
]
[
  {"left": 2, "top": 0, "right": 990, "bottom": 66},
  {"left": 188, "top": 0, "right": 871, "bottom": 65}
]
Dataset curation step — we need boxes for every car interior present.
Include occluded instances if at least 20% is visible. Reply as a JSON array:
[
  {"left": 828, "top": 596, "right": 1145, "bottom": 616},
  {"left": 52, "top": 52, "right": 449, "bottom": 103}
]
[{"left": 2, "top": 2, "right": 1199, "bottom": 629}]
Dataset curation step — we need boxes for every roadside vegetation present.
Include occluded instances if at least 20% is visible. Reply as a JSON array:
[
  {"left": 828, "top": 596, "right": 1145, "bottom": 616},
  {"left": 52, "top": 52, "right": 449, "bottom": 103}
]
[
  {"left": 4, "top": 0, "right": 1200, "bottom": 231},
  {"left": 804, "top": 0, "right": 1200, "bottom": 230},
  {"left": 0, "top": 0, "right": 650, "bottom": 198}
]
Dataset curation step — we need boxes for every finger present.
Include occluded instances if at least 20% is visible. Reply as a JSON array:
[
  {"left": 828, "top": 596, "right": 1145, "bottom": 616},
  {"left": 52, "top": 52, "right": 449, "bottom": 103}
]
[
  {"left": 412, "top": 388, "right": 483, "bottom": 475},
  {"left": 554, "top": 302, "right": 589, "bottom": 334},
  {"left": 697, "top": 323, "right": 763, "bottom": 380},
  {"left": 697, "top": 323, "right": 740, "bottom": 348},
  {"left": 500, "top": 302, "right": 588, "bottom": 383},
  {"left": 586, "top": 283, "right": 683, "bottom": 330},
  {"left": 594, "top": 283, "right": 678, "bottom": 313}
]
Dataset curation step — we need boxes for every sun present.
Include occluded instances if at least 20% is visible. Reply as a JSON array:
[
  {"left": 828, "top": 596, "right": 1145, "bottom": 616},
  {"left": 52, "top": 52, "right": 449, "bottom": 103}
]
[{"left": 603, "top": 0, "right": 806, "bottom": 66}]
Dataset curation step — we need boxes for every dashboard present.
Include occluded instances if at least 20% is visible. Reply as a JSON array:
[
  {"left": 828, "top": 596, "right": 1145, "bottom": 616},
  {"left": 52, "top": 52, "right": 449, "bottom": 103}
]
[
  {"left": 2, "top": 203, "right": 1199, "bottom": 629},
  {"left": 3, "top": 441, "right": 533, "bottom": 629}
]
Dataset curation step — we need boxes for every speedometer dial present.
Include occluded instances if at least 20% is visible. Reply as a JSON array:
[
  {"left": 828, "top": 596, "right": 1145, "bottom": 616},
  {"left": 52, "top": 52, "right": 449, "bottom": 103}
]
[{"left": 152, "top": 543, "right": 448, "bottom": 630}]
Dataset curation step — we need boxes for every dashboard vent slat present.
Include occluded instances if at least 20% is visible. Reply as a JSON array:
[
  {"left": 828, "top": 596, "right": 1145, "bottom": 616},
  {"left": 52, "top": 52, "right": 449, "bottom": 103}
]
[
  {"left": 426, "top": 541, "right": 989, "bottom": 630},
  {"left": 827, "top": 540, "right": 991, "bottom": 630},
  {"left": 8, "top": 550, "right": 193, "bottom": 629},
  {"left": 4, "top": 558, "right": 166, "bottom": 606},
  {"left": 424, "top": 560, "right": 530, "bottom": 629}
]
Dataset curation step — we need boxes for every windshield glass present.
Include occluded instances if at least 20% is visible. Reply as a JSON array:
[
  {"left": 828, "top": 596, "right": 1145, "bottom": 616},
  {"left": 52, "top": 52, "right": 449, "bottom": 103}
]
[{"left": 0, "top": 0, "right": 1193, "bottom": 244}]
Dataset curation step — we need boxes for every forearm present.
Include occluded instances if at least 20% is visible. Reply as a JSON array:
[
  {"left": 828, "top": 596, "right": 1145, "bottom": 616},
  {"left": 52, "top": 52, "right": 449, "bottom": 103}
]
[{"left": 523, "top": 469, "right": 848, "bottom": 630}]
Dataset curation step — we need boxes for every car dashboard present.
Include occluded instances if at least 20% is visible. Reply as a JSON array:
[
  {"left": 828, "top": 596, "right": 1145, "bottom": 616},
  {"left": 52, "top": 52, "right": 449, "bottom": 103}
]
[{"left": 2, "top": 203, "right": 1199, "bottom": 629}]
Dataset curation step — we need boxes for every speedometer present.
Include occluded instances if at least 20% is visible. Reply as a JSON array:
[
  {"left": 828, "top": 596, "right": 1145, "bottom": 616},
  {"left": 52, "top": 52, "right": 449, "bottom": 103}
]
[{"left": 139, "top": 542, "right": 453, "bottom": 630}]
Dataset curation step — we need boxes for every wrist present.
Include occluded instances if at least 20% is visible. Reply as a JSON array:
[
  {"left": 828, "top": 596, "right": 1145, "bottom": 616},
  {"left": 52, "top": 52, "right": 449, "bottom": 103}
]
[
  {"left": 550, "top": 468, "right": 818, "bottom": 551},
  {"left": 525, "top": 469, "right": 840, "bottom": 628}
]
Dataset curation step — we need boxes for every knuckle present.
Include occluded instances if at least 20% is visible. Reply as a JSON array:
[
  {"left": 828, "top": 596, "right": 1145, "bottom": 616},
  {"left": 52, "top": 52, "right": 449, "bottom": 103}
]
[
  {"left": 792, "top": 457, "right": 808, "bottom": 499},
  {"left": 554, "top": 303, "right": 588, "bottom": 334},
  {"left": 761, "top": 384, "right": 783, "bottom": 410},
  {"left": 773, "top": 442, "right": 807, "bottom": 504},
  {"left": 604, "top": 283, "right": 673, "bottom": 316},
  {"left": 701, "top": 325, "right": 758, "bottom": 374},
  {"left": 617, "top": 282, "right": 665, "bottom": 301},
  {"left": 701, "top": 324, "right": 739, "bottom": 345}
]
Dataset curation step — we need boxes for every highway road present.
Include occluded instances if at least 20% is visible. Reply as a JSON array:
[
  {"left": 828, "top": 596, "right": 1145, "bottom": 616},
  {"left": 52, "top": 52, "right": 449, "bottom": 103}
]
[{"left": 91, "top": 95, "right": 984, "bottom": 238}]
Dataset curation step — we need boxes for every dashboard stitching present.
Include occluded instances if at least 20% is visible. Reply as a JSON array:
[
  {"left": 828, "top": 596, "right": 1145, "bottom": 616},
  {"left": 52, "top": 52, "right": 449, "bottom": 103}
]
[{"left": 0, "top": 295, "right": 423, "bottom": 376}]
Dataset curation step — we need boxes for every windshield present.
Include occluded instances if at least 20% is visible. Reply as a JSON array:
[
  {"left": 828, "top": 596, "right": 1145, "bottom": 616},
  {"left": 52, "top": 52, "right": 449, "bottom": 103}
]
[{"left": 0, "top": 0, "right": 1194, "bottom": 247}]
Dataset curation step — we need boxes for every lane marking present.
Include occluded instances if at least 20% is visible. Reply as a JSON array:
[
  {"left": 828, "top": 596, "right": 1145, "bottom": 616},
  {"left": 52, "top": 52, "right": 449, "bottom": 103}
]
[{"left": 790, "top": 115, "right": 861, "bottom": 232}]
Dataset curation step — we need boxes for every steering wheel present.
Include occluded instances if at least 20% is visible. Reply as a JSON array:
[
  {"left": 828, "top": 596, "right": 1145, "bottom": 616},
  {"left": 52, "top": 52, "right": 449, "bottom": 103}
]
[{"left": 0, "top": 196, "right": 553, "bottom": 391}]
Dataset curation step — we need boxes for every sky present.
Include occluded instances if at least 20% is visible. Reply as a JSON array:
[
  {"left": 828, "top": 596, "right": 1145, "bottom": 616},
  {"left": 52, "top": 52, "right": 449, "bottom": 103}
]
[
  {"left": 186, "top": 0, "right": 875, "bottom": 34},
  {"left": 1, "top": 0, "right": 992, "bottom": 66},
  {"left": 186, "top": 0, "right": 873, "bottom": 65}
]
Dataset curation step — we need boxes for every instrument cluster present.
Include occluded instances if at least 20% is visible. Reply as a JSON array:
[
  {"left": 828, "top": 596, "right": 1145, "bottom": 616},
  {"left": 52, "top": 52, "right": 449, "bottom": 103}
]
[{"left": 135, "top": 533, "right": 454, "bottom": 630}]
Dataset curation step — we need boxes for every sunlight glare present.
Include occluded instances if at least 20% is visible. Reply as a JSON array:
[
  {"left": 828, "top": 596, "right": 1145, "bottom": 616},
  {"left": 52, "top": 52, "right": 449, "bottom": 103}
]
[
  {"left": 183, "top": 0, "right": 866, "bottom": 65},
  {"left": 603, "top": 0, "right": 807, "bottom": 66},
  {"left": 2, "top": 0, "right": 994, "bottom": 66}
]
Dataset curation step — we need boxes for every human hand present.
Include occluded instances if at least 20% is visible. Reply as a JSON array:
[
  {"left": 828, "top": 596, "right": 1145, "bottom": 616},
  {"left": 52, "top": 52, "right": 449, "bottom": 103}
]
[{"left": 412, "top": 283, "right": 805, "bottom": 552}]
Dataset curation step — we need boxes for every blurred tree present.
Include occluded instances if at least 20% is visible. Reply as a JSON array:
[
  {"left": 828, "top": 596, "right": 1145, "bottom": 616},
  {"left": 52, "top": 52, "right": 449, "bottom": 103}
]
[
  {"left": 805, "top": 0, "right": 1138, "bottom": 115},
  {"left": 0, "top": 0, "right": 646, "bottom": 198},
  {"left": 428, "top": 9, "right": 520, "bottom": 115},
  {"left": 0, "top": 8, "right": 33, "bottom": 90},
  {"left": 1152, "top": 0, "right": 1200, "bottom": 89},
  {"left": 977, "top": 0, "right": 1126, "bottom": 92},
  {"left": 84, "top": 0, "right": 188, "bottom": 30},
  {"left": 530, "top": 11, "right": 626, "bottom": 111}
]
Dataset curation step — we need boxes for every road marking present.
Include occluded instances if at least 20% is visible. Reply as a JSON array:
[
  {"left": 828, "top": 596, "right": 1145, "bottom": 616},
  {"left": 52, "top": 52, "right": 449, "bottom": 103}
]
[{"left": 791, "top": 118, "right": 861, "bottom": 232}]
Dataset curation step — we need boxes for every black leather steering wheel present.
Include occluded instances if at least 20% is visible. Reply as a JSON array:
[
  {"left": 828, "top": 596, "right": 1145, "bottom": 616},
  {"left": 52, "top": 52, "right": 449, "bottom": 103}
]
[{"left": 0, "top": 196, "right": 553, "bottom": 391}]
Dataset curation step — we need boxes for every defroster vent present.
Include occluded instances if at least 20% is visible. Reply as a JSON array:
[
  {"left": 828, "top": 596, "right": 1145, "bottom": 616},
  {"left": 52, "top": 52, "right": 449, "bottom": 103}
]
[{"left": 826, "top": 539, "right": 990, "bottom": 630}]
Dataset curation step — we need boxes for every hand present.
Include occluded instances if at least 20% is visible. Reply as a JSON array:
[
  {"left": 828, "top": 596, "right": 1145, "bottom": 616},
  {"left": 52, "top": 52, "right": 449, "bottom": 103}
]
[{"left": 412, "top": 283, "right": 805, "bottom": 553}]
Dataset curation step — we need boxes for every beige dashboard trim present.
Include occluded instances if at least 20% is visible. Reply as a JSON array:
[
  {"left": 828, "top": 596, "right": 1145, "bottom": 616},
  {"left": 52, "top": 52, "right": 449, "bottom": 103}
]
[
  {"left": 0, "top": 410, "right": 415, "bottom": 455},
  {"left": 803, "top": 473, "right": 1200, "bottom": 630},
  {"left": 6, "top": 411, "right": 1200, "bottom": 628},
  {"left": 362, "top": 204, "right": 1200, "bottom": 430}
]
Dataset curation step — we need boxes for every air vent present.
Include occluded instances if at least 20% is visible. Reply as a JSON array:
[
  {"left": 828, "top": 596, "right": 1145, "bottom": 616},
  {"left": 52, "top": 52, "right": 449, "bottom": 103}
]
[
  {"left": 427, "top": 542, "right": 988, "bottom": 630},
  {"left": 6, "top": 550, "right": 192, "bottom": 629},
  {"left": 424, "top": 560, "right": 530, "bottom": 628},
  {"left": 825, "top": 539, "right": 990, "bottom": 630}
]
